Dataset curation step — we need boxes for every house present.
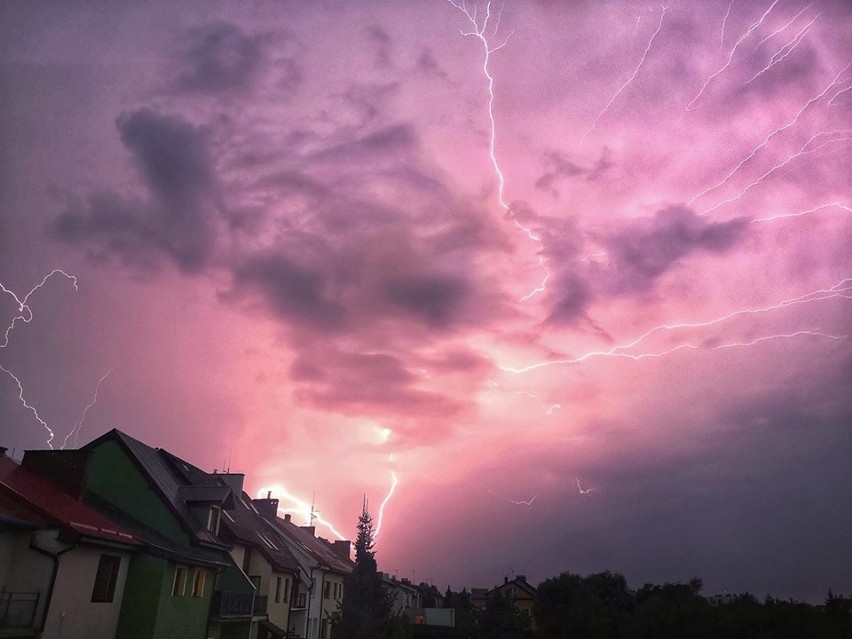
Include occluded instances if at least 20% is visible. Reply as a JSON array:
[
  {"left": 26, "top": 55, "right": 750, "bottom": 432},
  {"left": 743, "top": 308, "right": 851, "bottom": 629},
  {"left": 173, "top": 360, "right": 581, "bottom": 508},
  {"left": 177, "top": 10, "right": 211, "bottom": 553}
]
[
  {"left": 253, "top": 498, "right": 353, "bottom": 639},
  {"left": 81, "top": 429, "right": 256, "bottom": 639},
  {"left": 486, "top": 575, "right": 537, "bottom": 619},
  {"left": 380, "top": 574, "right": 421, "bottom": 614},
  {"left": 0, "top": 446, "right": 140, "bottom": 639},
  {"left": 215, "top": 476, "right": 304, "bottom": 639}
]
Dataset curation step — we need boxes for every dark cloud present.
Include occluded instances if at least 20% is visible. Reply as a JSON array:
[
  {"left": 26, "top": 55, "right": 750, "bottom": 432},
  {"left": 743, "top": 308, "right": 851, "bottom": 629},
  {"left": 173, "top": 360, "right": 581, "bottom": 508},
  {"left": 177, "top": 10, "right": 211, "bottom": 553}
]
[
  {"left": 367, "top": 26, "right": 393, "bottom": 69},
  {"left": 603, "top": 206, "right": 748, "bottom": 293},
  {"left": 535, "top": 151, "right": 587, "bottom": 197},
  {"left": 290, "top": 347, "right": 465, "bottom": 420},
  {"left": 226, "top": 253, "right": 347, "bottom": 332},
  {"left": 52, "top": 109, "right": 218, "bottom": 272},
  {"left": 547, "top": 275, "right": 592, "bottom": 325},
  {"left": 385, "top": 274, "right": 470, "bottom": 329},
  {"left": 175, "top": 23, "right": 265, "bottom": 93}
]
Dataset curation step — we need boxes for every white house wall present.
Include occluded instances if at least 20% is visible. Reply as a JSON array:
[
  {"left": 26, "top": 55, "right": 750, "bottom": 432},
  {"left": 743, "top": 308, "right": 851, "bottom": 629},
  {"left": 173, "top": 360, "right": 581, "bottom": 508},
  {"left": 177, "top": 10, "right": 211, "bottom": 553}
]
[{"left": 41, "top": 545, "right": 130, "bottom": 639}]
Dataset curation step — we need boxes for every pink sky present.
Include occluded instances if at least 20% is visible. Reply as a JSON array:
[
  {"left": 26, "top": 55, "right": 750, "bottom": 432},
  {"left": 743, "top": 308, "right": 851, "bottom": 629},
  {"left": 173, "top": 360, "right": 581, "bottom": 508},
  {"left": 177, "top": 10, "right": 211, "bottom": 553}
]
[{"left": 1, "top": 0, "right": 850, "bottom": 601}]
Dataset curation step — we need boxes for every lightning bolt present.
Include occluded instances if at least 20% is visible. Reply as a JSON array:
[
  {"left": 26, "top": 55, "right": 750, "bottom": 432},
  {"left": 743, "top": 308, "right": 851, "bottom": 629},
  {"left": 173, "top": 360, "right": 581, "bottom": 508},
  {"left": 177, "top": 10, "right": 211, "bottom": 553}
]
[
  {"left": 753, "top": 2, "right": 814, "bottom": 51},
  {"left": 447, "top": 0, "right": 549, "bottom": 302},
  {"left": 689, "top": 64, "right": 852, "bottom": 206},
  {"left": 576, "top": 478, "right": 593, "bottom": 495},
  {"left": 751, "top": 202, "right": 851, "bottom": 223},
  {"left": 720, "top": 0, "right": 735, "bottom": 53},
  {"left": 701, "top": 130, "right": 852, "bottom": 215},
  {"left": 576, "top": 5, "right": 666, "bottom": 156},
  {"left": 509, "top": 495, "right": 537, "bottom": 506},
  {"left": 685, "top": 0, "right": 780, "bottom": 112},
  {"left": 373, "top": 470, "right": 399, "bottom": 542},
  {"left": 744, "top": 14, "right": 819, "bottom": 85},
  {"left": 500, "top": 278, "right": 851, "bottom": 374},
  {"left": 1, "top": 269, "right": 79, "bottom": 448},
  {"left": 547, "top": 403, "right": 562, "bottom": 414},
  {"left": 257, "top": 485, "right": 347, "bottom": 540},
  {"left": 61, "top": 368, "right": 114, "bottom": 450},
  {"left": 828, "top": 82, "right": 852, "bottom": 106}
]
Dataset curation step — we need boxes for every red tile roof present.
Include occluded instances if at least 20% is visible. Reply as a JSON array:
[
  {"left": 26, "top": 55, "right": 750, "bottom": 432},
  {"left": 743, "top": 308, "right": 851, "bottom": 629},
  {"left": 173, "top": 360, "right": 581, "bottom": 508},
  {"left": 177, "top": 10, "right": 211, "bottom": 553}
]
[{"left": 0, "top": 455, "right": 140, "bottom": 545}]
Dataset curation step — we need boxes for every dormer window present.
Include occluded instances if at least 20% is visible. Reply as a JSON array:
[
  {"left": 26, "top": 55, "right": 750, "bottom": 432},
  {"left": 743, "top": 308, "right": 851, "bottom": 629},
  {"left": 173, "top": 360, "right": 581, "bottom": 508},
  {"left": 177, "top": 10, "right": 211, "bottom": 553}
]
[{"left": 208, "top": 505, "right": 221, "bottom": 535}]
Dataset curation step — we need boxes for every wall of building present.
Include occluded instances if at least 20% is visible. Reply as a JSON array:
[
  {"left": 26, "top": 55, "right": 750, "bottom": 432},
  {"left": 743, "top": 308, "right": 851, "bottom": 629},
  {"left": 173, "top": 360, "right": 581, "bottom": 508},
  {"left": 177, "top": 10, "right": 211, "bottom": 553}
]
[
  {"left": 0, "top": 529, "right": 55, "bottom": 632},
  {"left": 266, "top": 570, "right": 293, "bottom": 633},
  {"left": 42, "top": 545, "right": 130, "bottom": 639},
  {"left": 86, "top": 440, "right": 190, "bottom": 545}
]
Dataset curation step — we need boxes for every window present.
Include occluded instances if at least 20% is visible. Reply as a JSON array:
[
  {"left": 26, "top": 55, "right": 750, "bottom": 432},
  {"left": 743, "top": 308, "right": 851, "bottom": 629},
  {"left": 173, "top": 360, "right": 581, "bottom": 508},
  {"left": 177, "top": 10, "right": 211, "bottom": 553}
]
[
  {"left": 323, "top": 580, "right": 331, "bottom": 599},
  {"left": 283, "top": 578, "right": 290, "bottom": 603},
  {"left": 172, "top": 565, "right": 188, "bottom": 596},
  {"left": 207, "top": 506, "right": 221, "bottom": 535},
  {"left": 275, "top": 576, "right": 282, "bottom": 603},
  {"left": 91, "top": 554, "right": 121, "bottom": 603},
  {"left": 191, "top": 568, "right": 206, "bottom": 597}
]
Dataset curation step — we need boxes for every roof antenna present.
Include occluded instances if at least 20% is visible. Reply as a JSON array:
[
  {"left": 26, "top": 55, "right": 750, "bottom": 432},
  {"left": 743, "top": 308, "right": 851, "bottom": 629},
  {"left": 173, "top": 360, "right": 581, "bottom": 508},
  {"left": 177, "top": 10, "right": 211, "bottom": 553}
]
[
  {"left": 226, "top": 445, "right": 233, "bottom": 473},
  {"left": 310, "top": 491, "right": 318, "bottom": 527}
]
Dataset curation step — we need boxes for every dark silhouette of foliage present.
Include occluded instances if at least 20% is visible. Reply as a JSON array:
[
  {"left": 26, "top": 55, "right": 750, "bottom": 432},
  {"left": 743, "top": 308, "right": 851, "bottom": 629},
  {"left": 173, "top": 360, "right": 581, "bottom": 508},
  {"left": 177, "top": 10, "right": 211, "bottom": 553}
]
[{"left": 333, "top": 503, "right": 395, "bottom": 639}]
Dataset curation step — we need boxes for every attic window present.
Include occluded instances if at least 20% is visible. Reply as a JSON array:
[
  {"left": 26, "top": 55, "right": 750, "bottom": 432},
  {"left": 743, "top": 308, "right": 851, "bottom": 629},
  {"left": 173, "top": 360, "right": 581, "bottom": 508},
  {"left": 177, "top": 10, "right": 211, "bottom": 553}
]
[{"left": 208, "top": 505, "right": 221, "bottom": 535}]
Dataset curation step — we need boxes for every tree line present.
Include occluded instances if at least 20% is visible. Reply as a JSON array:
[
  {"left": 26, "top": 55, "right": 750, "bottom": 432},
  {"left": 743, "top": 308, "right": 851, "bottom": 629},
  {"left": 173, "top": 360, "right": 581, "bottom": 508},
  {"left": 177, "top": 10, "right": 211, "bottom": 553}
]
[{"left": 330, "top": 508, "right": 851, "bottom": 639}]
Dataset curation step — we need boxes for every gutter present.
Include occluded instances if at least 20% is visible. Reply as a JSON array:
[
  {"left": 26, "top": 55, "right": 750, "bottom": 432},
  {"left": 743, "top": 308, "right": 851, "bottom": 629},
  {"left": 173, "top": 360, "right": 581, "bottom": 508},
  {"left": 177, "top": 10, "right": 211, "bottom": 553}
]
[{"left": 29, "top": 532, "right": 80, "bottom": 637}]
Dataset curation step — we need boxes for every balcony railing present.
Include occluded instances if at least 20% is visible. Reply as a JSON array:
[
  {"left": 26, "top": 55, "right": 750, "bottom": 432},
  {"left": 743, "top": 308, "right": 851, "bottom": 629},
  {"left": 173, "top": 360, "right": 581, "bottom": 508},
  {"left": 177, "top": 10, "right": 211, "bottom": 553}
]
[
  {"left": 252, "top": 595, "right": 268, "bottom": 615},
  {"left": 0, "top": 591, "right": 40, "bottom": 629},
  {"left": 211, "top": 590, "right": 253, "bottom": 618}
]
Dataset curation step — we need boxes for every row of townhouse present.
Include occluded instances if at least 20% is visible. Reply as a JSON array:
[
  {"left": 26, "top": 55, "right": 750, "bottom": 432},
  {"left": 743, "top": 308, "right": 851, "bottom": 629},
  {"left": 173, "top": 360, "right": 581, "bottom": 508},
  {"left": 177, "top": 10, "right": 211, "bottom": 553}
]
[{"left": 0, "top": 428, "right": 353, "bottom": 639}]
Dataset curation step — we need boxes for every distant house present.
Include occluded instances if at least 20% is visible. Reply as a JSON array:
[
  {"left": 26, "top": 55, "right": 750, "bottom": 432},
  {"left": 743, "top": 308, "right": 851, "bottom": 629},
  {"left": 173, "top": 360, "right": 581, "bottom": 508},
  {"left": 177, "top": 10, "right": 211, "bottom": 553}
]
[
  {"left": 253, "top": 498, "right": 353, "bottom": 639},
  {"left": 486, "top": 575, "right": 537, "bottom": 619},
  {"left": 380, "top": 573, "right": 421, "bottom": 614},
  {"left": 82, "top": 429, "right": 256, "bottom": 639},
  {"left": 215, "top": 477, "right": 304, "bottom": 639},
  {"left": 0, "top": 446, "right": 140, "bottom": 639}
]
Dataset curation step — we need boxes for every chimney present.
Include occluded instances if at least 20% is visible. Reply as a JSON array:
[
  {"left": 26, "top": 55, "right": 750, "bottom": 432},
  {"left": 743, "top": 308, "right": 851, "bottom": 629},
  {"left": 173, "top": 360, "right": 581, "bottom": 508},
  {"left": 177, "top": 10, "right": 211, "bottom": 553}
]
[
  {"left": 330, "top": 540, "right": 352, "bottom": 561},
  {"left": 217, "top": 473, "right": 245, "bottom": 494},
  {"left": 0, "top": 447, "right": 7, "bottom": 457},
  {"left": 21, "top": 449, "right": 93, "bottom": 499},
  {"left": 252, "top": 497, "right": 279, "bottom": 519},
  {"left": 517, "top": 575, "right": 527, "bottom": 584},
  {"left": 284, "top": 513, "right": 292, "bottom": 523},
  {"left": 300, "top": 525, "right": 316, "bottom": 537}
]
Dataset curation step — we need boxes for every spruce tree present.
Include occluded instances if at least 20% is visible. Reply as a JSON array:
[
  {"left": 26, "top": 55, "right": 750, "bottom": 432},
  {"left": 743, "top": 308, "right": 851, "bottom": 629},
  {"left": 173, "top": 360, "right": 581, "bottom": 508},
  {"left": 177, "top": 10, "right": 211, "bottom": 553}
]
[{"left": 333, "top": 500, "right": 394, "bottom": 639}]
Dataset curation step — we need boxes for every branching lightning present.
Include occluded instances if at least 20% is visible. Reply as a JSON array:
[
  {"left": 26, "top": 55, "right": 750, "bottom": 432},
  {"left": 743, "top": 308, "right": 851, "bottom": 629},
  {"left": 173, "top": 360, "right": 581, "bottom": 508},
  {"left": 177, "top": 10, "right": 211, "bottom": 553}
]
[
  {"left": 689, "top": 64, "right": 852, "bottom": 206},
  {"left": 685, "top": 0, "right": 780, "bottom": 112},
  {"left": 576, "top": 478, "right": 593, "bottom": 495},
  {"left": 751, "top": 202, "right": 851, "bottom": 223},
  {"left": 701, "top": 130, "right": 852, "bottom": 215},
  {"left": 1, "top": 270, "right": 79, "bottom": 448},
  {"left": 500, "top": 278, "right": 851, "bottom": 374},
  {"left": 576, "top": 6, "right": 666, "bottom": 156},
  {"left": 374, "top": 470, "right": 399, "bottom": 542},
  {"left": 258, "top": 485, "right": 347, "bottom": 540},
  {"left": 509, "top": 495, "right": 537, "bottom": 506},
  {"left": 744, "top": 14, "right": 819, "bottom": 85},
  {"left": 61, "top": 368, "right": 114, "bottom": 450},
  {"left": 720, "top": 1, "right": 735, "bottom": 53},
  {"left": 447, "top": 0, "right": 550, "bottom": 301},
  {"left": 753, "top": 2, "right": 813, "bottom": 51}
]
